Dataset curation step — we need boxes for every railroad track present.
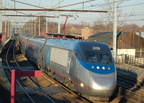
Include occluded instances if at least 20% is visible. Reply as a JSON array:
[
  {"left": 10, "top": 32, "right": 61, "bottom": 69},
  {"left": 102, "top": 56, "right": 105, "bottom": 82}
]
[
  {"left": 117, "top": 71, "right": 144, "bottom": 94},
  {"left": 1, "top": 38, "right": 104, "bottom": 103},
  {"left": 117, "top": 70, "right": 144, "bottom": 103},
  {"left": 2, "top": 38, "right": 55, "bottom": 103}
]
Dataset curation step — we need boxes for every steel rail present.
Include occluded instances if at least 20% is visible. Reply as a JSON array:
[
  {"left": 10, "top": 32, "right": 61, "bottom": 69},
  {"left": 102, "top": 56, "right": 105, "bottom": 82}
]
[
  {"left": 42, "top": 72, "right": 92, "bottom": 103},
  {"left": 117, "top": 72, "right": 144, "bottom": 95},
  {"left": 12, "top": 38, "right": 56, "bottom": 103},
  {"left": 4, "top": 39, "right": 35, "bottom": 103}
]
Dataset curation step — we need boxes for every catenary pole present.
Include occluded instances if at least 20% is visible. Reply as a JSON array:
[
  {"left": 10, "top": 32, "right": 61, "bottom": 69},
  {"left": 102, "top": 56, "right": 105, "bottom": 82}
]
[
  {"left": 0, "top": 0, "right": 2, "bottom": 33},
  {"left": 46, "top": 0, "right": 48, "bottom": 33},
  {"left": 58, "top": 0, "right": 61, "bottom": 34},
  {"left": 39, "top": 17, "right": 40, "bottom": 36},
  {"left": 113, "top": 0, "right": 118, "bottom": 62}
]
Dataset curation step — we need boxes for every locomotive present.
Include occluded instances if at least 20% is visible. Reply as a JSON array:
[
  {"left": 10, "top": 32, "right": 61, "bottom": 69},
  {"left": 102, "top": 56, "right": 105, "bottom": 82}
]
[{"left": 18, "top": 34, "right": 117, "bottom": 101}]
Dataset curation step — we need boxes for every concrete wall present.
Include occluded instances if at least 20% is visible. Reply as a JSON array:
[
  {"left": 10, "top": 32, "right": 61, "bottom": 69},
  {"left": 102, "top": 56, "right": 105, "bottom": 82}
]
[{"left": 117, "top": 49, "right": 135, "bottom": 56}]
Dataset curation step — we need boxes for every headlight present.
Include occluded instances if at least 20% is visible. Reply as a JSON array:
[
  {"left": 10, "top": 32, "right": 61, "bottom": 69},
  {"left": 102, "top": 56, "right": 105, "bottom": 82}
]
[
  {"left": 96, "top": 66, "right": 100, "bottom": 69},
  {"left": 102, "top": 66, "right": 105, "bottom": 70},
  {"left": 80, "top": 83, "right": 84, "bottom": 87}
]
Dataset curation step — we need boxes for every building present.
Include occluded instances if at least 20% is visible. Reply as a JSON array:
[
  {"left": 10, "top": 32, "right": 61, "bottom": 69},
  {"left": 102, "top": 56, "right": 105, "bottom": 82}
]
[
  {"left": 87, "top": 32, "right": 144, "bottom": 65},
  {"left": 81, "top": 27, "right": 93, "bottom": 39}
]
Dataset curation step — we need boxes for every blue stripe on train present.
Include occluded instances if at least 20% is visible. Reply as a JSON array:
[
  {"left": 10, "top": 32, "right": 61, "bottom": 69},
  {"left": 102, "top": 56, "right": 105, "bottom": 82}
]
[{"left": 78, "top": 59, "right": 115, "bottom": 74}]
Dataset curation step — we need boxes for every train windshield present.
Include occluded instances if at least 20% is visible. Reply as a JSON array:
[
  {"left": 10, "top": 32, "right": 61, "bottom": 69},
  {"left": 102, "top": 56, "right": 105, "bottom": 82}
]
[{"left": 85, "top": 51, "right": 112, "bottom": 64}]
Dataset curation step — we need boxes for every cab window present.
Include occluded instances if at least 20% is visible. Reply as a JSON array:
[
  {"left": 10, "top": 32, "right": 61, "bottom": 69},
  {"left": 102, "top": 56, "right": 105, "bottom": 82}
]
[
  {"left": 85, "top": 51, "right": 112, "bottom": 64},
  {"left": 86, "top": 52, "right": 98, "bottom": 63},
  {"left": 99, "top": 53, "right": 111, "bottom": 64}
]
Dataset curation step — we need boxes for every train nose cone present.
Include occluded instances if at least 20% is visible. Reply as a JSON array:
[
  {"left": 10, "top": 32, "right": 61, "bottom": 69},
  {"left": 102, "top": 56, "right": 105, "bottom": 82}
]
[{"left": 89, "top": 76, "right": 116, "bottom": 91}]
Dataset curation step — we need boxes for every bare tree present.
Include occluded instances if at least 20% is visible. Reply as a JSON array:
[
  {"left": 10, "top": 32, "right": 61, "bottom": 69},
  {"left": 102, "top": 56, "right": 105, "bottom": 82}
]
[{"left": 92, "top": 0, "right": 134, "bottom": 32}]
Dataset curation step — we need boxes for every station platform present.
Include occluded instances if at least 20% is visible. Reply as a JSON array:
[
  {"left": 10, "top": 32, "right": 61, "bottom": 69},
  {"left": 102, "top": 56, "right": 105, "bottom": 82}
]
[
  {"left": 0, "top": 38, "right": 11, "bottom": 53},
  {"left": 0, "top": 58, "right": 11, "bottom": 103},
  {"left": 0, "top": 58, "right": 11, "bottom": 90}
]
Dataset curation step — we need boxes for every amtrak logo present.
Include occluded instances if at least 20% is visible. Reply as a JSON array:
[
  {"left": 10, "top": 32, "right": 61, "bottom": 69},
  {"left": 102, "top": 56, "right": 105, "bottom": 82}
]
[{"left": 92, "top": 46, "right": 100, "bottom": 50}]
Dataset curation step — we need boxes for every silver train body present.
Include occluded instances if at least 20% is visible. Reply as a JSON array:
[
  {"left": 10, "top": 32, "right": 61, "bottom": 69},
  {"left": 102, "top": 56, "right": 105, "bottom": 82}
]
[{"left": 18, "top": 34, "right": 117, "bottom": 101}]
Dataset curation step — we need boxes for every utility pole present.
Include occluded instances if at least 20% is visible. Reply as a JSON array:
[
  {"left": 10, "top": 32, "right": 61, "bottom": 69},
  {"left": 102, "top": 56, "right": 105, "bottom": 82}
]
[
  {"left": 39, "top": 17, "right": 40, "bottom": 36},
  {"left": 46, "top": 18, "right": 48, "bottom": 33},
  {"left": 35, "top": 19, "right": 36, "bottom": 35},
  {"left": 58, "top": 0, "right": 61, "bottom": 34},
  {"left": 46, "top": 0, "right": 48, "bottom": 33},
  {"left": 0, "top": 0, "right": 2, "bottom": 33},
  {"left": 4, "top": 1, "right": 6, "bottom": 35},
  {"left": 113, "top": 0, "right": 118, "bottom": 62}
]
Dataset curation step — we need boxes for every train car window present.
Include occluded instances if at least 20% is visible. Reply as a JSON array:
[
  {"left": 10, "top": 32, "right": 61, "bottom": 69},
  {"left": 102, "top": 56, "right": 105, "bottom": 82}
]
[{"left": 86, "top": 52, "right": 98, "bottom": 63}]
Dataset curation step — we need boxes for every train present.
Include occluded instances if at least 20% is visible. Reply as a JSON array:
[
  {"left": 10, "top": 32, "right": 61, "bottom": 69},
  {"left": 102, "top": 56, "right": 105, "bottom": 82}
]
[{"left": 18, "top": 34, "right": 117, "bottom": 101}]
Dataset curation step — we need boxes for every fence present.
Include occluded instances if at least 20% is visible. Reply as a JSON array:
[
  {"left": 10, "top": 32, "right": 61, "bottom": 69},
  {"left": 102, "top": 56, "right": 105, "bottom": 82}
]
[{"left": 116, "top": 54, "right": 144, "bottom": 68}]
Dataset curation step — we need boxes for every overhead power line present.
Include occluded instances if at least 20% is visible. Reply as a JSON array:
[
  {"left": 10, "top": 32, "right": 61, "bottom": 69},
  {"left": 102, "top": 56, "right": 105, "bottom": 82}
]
[
  {"left": 0, "top": 8, "right": 107, "bottom": 13},
  {"left": 10, "top": 0, "right": 97, "bottom": 9},
  {"left": 57, "top": 0, "right": 97, "bottom": 8},
  {"left": 10, "top": 0, "right": 46, "bottom": 9},
  {"left": 119, "top": 2, "right": 144, "bottom": 8},
  {"left": 3, "top": 15, "right": 58, "bottom": 18}
]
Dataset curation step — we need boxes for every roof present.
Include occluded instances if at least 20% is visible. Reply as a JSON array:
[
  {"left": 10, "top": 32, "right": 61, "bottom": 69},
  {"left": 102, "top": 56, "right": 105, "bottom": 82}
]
[
  {"left": 87, "top": 32, "right": 128, "bottom": 43},
  {"left": 45, "top": 38, "right": 109, "bottom": 51},
  {"left": 45, "top": 33, "right": 83, "bottom": 39},
  {"left": 136, "top": 32, "right": 144, "bottom": 38}
]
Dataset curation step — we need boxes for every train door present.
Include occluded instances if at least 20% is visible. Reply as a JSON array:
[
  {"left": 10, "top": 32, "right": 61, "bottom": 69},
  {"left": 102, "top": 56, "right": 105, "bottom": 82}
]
[
  {"left": 66, "top": 58, "right": 71, "bottom": 74},
  {"left": 66, "top": 51, "right": 73, "bottom": 75},
  {"left": 69, "top": 52, "right": 76, "bottom": 80},
  {"left": 68, "top": 54, "right": 80, "bottom": 91},
  {"left": 42, "top": 46, "right": 51, "bottom": 71},
  {"left": 37, "top": 43, "right": 44, "bottom": 68},
  {"left": 73, "top": 49, "right": 81, "bottom": 79}
]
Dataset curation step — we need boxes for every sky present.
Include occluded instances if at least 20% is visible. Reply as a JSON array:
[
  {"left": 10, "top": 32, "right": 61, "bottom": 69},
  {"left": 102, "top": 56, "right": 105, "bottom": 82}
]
[{"left": 2, "top": 0, "right": 144, "bottom": 26}]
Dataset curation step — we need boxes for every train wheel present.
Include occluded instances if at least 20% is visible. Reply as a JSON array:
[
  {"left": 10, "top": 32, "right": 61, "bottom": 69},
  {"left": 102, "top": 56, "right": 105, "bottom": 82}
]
[
  {"left": 48, "top": 70, "right": 52, "bottom": 76},
  {"left": 49, "top": 71, "right": 55, "bottom": 78},
  {"left": 68, "top": 81, "right": 76, "bottom": 92},
  {"left": 64, "top": 78, "right": 69, "bottom": 86}
]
